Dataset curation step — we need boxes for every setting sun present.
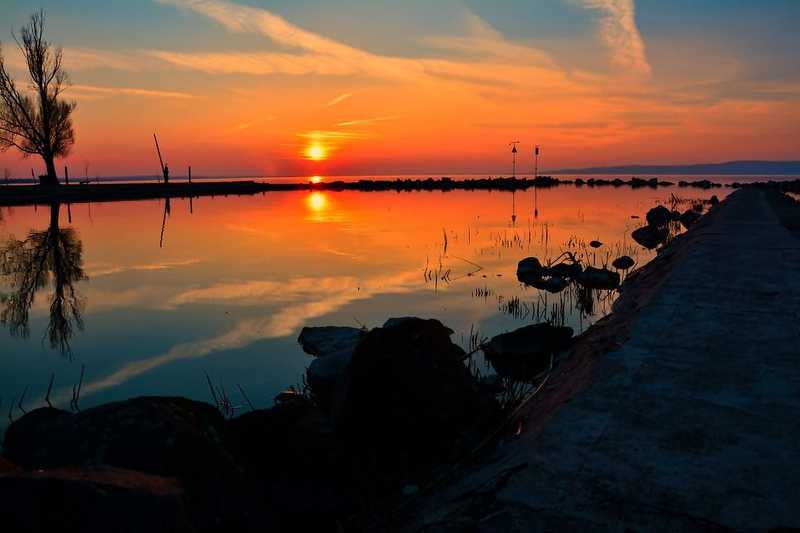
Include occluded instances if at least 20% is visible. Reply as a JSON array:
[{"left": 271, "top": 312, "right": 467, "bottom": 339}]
[{"left": 304, "top": 144, "right": 327, "bottom": 161}]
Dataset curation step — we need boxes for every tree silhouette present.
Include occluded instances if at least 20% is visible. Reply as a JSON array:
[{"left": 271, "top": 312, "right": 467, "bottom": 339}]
[
  {"left": 0, "top": 203, "right": 87, "bottom": 357},
  {"left": 0, "top": 10, "right": 76, "bottom": 184}
]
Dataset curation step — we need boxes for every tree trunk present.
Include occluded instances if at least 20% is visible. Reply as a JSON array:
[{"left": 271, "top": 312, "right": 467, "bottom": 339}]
[
  {"left": 44, "top": 154, "right": 58, "bottom": 185},
  {"left": 50, "top": 202, "right": 61, "bottom": 230}
]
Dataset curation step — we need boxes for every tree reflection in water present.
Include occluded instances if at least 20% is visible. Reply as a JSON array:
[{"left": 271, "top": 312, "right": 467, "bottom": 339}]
[{"left": 0, "top": 203, "right": 87, "bottom": 358}]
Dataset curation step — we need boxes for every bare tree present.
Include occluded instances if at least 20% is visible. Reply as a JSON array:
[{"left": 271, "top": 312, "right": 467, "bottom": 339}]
[{"left": 0, "top": 10, "right": 76, "bottom": 185}]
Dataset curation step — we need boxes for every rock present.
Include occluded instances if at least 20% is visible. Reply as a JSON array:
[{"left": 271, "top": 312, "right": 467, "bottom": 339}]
[
  {"left": 3, "top": 397, "right": 235, "bottom": 483},
  {"left": 670, "top": 210, "right": 681, "bottom": 221},
  {"left": 612, "top": 256, "right": 635, "bottom": 270},
  {"left": 297, "top": 326, "right": 364, "bottom": 357},
  {"left": 578, "top": 266, "right": 621, "bottom": 290},
  {"left": 483, "top": 323, "right": 573, "bottom": 381},
  {"left": 546, "top": 261, "right": 582, "bottom": 279},
  {"left": 0, "top": 458, "right": 18, "bottom": 474},
  {"left": 529, "top": 276, "right": 568, "bottom": 293},
  {"left": 646, "top": 205, "right": 672, "bottom": 227},
  {"left": 632, "top": 225, "right": 668, "bottom": 249},
  {"left": 0, "top": 467, "right": 193, "bottom": 533},
  {"left": 710, "top": 195, "right": 720, "bottom": 205},
  {"left": 589, "top": 240, "right": 603, "bottom": 248},
  {"left": 679, "top": 208, "right": 702, "bottom": 229},
  {"left": 345, "top": 317, "right": 496, "bottom": 476},
  {"left": 306, "top": 348, "right": 353, "bottom": 414},
  {"left": 225, "top": 402, "right": 357, "bottom": 516},
  {"left": 516, "top": 257, "right": 544, "bottom": 283}
]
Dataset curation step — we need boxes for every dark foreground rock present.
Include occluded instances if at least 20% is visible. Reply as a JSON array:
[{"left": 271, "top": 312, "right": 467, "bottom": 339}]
[
  {"left": 3, "top": 398, "right": 234, "bottom": 482},
  {"left": 345, "top": 318, "right": 498, "bottom": 484},
  {"left": 0, "top": 467, "right": 193, "bottom": 533},
  {"left": 483, "top": 323, "right": 574, "bottom": 381},
  {"left": 679, "top": 208, "right": 702, "bottom": 228}
]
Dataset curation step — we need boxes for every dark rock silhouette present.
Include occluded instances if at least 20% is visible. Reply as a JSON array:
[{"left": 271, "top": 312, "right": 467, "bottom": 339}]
[
  {"left": 0, "top": 467, "right": 193, "bottom": 533},
  {"left": 612, "top": 256, "right": 635, "bottom": 270},
  {"left": 483, "top": 323, "right": 573, "bottom": 381},
  {"left": 516, "top": 257, "right": 544, "bottom": 283},
  {"left": 589, "top": 240, "right": 603, "bottom": 248},
  {"left": 578, "top": 267, "right": 621, "bottom": 290},
  {"left": 632, "top": 225, "right": 669, "bottom": 249},
  {"left": 528, "top": 276, "right": 569, "bottom": 293},
  {"left": 646, "top": 205, "right": 673, "bottom": 227},
  {"left": 547, "top": 261, "right": 583, "bottom": 279},
  {"left": 679, "top": 208, "right": 702, "bottom": 228}
]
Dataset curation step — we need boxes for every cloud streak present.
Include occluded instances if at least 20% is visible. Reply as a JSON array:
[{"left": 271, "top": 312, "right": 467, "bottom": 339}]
[{"left": 580, "top": 0, "right": 651, "bottom": 76}]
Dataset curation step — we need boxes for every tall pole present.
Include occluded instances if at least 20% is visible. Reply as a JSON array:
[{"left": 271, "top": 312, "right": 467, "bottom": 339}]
[
  {"left": 534, "top": 145, "right": 540, "bottom": 179},
  {"left": 509, "top": 141, "right": 520, "bottom": 178},
  {"left": 154, "top": 133, "right": 165, "bottom": 183},
  {"left": 64, "top": 165, "right": 69, "bottom": 186}
]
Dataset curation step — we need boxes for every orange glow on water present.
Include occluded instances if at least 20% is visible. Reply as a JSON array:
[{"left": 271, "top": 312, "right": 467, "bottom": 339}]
[{"left": 310, "top": 175, "right": 324, "bottom": 184}]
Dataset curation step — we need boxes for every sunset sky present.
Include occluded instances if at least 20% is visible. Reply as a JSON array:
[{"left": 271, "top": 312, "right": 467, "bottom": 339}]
[{"left": 1, "top": 0, "right": 798, "bottom": 177}]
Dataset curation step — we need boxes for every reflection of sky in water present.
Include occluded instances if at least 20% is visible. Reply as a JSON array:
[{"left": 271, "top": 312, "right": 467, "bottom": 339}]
[{"left": 0, "top": 186, "right": 726, "bottom": 419}]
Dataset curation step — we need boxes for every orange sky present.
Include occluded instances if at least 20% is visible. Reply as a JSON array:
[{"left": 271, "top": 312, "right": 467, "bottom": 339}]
[{"left": 1, "top": 0, "right": 799, "bottom": 177}]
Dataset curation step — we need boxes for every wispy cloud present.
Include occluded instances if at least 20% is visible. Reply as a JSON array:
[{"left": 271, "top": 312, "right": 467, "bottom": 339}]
[
  {"left": 336, "top": 116, "right": 397, "bottom": 127},
  {"left": 70, "top": 84, "right": 197, "bottom": 100},
  {"left": 580, "top": 0, "right": 651, "bottom": 76},
  {"left": 326, "top": 92, "right": 353, "bottom": 107}
]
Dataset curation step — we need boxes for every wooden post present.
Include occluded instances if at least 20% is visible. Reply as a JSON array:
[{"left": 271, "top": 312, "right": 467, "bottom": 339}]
[
  {"left": 188, "top": 165, "right": 192, "bottom": 183},
  {"left": 65, "top": 166, "right": 70, "bottom": 185}
]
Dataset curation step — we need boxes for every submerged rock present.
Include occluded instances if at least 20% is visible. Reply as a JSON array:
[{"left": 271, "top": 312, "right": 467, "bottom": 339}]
[
  {"left": 632, "top": 225, "right": 669, "bottom": 249},
  {"left": 546, "top": 261, "right": 582, "bottom": 279},
  {"left": 579, "top": 266, "right": 621, "bottom": 290},
  {"left": 529, "top": 276, "right": 569, "bottom": 293},
  {"left": 516, "top": 257, "right": 544, "bottom": 283},
  {"left": 612, "top": 255, "right": 635, "bottom": 270},
  {"left": 589, "top": 240, "right": 603, "bottom": 248},
  {"left": 679, "top": 208, "right": 702, "bottom": 228},
  {"left": 646, "top": 205, "right": 673, "bottom": 227},
  {"left": 483, "top": 323, "right": 574, "bottom": 381},
  {"left": 297, "top": 326, "right": 364, "bottom": 357}
]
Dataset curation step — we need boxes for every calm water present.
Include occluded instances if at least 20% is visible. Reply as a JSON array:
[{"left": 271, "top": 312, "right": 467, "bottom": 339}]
[{"left": 0, "top": 182, "right": 731, "bottom": 421}]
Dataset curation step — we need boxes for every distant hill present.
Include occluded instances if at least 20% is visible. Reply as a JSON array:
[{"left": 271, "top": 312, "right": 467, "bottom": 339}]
[{"left": 550, "top": 160, "right": 800, "bottom": 175}]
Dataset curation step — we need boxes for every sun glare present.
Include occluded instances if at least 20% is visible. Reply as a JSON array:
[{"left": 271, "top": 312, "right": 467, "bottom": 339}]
[
  {"left": 305, "top": 144, "right": 327, "bottom": 161},
  {"left": 310, "top": 175, "right": 324, "bottom": 184}
]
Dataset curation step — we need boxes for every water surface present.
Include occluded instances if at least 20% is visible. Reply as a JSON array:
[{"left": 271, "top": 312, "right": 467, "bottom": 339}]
[{"left": 0, "top": 184, "right": 726, "bottom": 419}]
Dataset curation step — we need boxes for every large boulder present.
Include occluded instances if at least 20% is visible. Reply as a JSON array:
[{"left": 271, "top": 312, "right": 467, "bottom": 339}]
[
  {"left": 297, "top": 326, "right": 364, "bottom": 357},
  {"left": 225, "top": 401, "right": 357, "bottom": 518},
  {"left": 578, "top": 266, "right": 621, "bottom": 290},
  {"left": 646, "top": 205, "right": 672, "bottom": 227},
  {"left": 3, "top": 397, "right": 234, "bottom": 483},
  {"left": 0, "top": 467, "right": 193, "bottom": 533},
  {"left": 632, "top": 225, "right": 668, "bottom": 249},
  {"left": 483, "top": 324, "right": 574, "bottom": 381},
  {"left": 299, "top": 326, "right": 364, "bottom": 414},
  {"left": 516, "top": 257, "right": 544, "bottom": 283},
  {"left": 344, "top": 317, "right": 496, "bottom": 478}
]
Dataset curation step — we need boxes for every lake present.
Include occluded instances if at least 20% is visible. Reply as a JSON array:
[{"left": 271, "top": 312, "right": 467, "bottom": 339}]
[{"left": 0, "top": 179, "right": 730, "bottom": 422}]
